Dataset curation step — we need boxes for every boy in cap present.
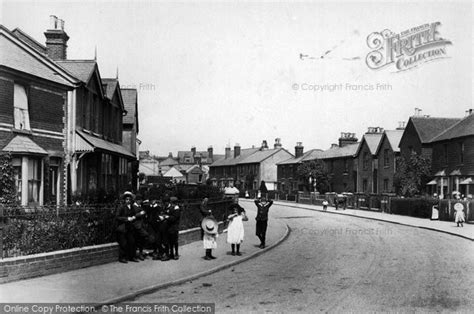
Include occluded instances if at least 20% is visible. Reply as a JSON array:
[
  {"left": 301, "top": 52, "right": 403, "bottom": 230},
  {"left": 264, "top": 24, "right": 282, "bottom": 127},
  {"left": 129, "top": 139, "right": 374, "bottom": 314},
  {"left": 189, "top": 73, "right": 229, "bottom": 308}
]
[
  {"left": 116, "top": 191, "right": 139, "bottom": 263},
  {"left": 254, "top": 197, "right": 273, "bottom": 249}
]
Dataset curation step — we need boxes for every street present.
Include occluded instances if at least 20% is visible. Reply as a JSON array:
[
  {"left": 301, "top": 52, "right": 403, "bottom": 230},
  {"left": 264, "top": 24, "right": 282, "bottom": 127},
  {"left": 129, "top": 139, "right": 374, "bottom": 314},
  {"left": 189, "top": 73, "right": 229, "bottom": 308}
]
[{"left": 131, "top": 202, "right": 474, "bottom": 313}]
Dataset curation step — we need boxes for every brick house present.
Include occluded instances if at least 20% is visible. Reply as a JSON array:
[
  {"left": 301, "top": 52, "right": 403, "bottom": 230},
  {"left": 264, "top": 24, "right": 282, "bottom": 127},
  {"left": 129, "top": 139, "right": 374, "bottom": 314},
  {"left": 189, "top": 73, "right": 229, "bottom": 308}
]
[
  {"left": 0, "top": 25, "right": 78, "bottom": 206},
  {"left": 210, "top": 139, "right": 293, "bottom": 191},
  {"left": 46, "top": 17, "right": 136, "bottom": 198},
  {"left": 429, "top": 113, "right": 474, "bottom": 197},
  {"left": 374, "top": 130, "right": 403, "bottom": 193},
  {"left": 318, "top": 143, "right": 359, "bottom": 193},
  {"left": 399, "top": 116, "right": 461, "bottom": 160},
  {"left": 355, "top": 127, "right": 384, "bottom": 193},
  {"left": 277, "top": 143, "right": 321, "bottom": 193}
]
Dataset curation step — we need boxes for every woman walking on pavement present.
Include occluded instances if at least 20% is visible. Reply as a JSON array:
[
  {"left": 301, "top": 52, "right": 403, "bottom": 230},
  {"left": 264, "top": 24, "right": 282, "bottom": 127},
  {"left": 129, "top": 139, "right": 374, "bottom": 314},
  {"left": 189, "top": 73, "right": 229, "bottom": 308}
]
[{"left": 226, "top": 201, "right": 248, "bottom": 256}]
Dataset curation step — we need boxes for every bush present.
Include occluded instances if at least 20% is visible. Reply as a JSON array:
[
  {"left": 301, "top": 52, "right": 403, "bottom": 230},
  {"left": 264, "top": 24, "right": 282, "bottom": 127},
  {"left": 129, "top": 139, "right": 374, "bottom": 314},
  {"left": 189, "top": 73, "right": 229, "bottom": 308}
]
[
  {"left": 1, "top": 198, "right": 233, "bottom": 258},
  {"left": 390, "top": 198, "right": 434, "bottom": 218}
]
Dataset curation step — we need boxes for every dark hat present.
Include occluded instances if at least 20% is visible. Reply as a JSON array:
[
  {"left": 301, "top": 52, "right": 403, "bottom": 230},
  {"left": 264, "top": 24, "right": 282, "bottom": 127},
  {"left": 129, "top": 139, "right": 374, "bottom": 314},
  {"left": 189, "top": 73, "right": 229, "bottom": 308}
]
[{"left": 201, "top": 217, "right": 218, "bottom": 235}]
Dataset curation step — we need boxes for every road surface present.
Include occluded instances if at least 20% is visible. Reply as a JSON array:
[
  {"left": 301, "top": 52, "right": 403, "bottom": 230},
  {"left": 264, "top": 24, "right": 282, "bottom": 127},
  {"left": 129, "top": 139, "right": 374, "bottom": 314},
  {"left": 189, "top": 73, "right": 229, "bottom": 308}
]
[{"left": 130, "top": 202, "right": 474, "bottom": 313}]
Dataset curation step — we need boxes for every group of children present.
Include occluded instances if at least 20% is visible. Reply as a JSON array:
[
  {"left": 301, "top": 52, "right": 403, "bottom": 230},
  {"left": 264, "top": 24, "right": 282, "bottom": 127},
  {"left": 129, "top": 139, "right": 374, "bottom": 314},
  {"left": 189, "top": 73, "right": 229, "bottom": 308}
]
[
  {"left": 116, "top": 191, "right": 274, "bottom": 263},
  {"left": 201, "top": 196, "right": 273, "bottom": 260},
  {"left": 115, "top": 191, "right": 181, "bottom": 263}
]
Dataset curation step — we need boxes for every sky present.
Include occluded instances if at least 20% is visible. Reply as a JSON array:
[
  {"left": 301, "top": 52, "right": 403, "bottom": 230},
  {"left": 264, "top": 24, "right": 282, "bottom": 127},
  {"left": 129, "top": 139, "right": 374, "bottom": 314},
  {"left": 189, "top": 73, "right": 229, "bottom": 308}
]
[{"left": 1, "top": 0, "right": 472, "bottom": 156}]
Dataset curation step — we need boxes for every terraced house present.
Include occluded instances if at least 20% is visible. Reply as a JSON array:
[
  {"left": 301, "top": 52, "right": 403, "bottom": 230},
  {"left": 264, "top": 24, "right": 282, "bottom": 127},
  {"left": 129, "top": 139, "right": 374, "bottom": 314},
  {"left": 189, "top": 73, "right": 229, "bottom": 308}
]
[
  {"left": 0, "top": 25, "right": 78, "bottom": 206},
  {"left": 429, "top": 113, "right": 474, "bottom": 197},
  {"left": 209, "top": 139, "right": 292, "bottom": 191},
  {"left": 1, "top": 17, "right": 138, "bottom": 204}
]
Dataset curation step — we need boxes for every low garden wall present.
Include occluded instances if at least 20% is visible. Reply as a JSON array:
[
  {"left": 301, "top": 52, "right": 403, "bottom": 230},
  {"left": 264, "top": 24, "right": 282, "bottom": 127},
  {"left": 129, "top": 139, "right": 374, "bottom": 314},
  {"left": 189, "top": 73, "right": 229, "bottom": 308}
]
[{"left": 0, "top": 199, "right": 231, "bottom": 283}]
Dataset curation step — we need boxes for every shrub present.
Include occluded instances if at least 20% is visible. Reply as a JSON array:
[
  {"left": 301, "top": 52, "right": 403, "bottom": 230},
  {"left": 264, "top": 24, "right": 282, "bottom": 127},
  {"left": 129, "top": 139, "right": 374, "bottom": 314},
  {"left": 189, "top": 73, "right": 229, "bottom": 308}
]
[{"left": 390, "top": 198, "right": 434, "bottom": 218}]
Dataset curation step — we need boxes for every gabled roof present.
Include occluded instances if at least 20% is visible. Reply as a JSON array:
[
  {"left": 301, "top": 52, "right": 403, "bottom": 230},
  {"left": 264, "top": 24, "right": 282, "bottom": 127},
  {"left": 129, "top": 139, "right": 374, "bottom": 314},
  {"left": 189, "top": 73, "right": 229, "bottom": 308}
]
[
  {"left": 431, "top": 114, "right": 474, "bottom": 142},
  {"left": 2, "top": 135, "right": 48, "bottom": 155},
  {"left": 0, "top": 25, "right": 77, "bottom": 87},
  {"left": 409, "top": 116, "right": 462, "bottom": 143},
  {"left": 102, "top": 78, "right": 118, "bottom": 99},
  {"left": 210, "top": 148, "right": 260, "bottom": 167},
  {"left": 356, "top": 133, "right": 383, "bottom": 156},
  {"left": 163, "top": 167, "right": 185, "bottom": 178},
  {"left": 56, "top": 60, "right": 97, "bottom": 83},
  {"left": 375, "top": 130, "right": 404, "bottom": 154},
  {"left": 121, "top": 88, "right": 138, "bottom": 127},
  {"left": 237, "top": 148, "right": 287, "bottom": 164}
]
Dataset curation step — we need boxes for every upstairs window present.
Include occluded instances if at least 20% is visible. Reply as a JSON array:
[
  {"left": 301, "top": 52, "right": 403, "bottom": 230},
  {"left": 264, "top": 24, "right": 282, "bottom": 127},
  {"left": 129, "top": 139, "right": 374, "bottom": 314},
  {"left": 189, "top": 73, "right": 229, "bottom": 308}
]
[
  {"left": 459, "top": 142, "right": 464, "bottom": 164},
  {"left": 363, "top": 152, "right": 369, "bottom": 170},
  {"left": 383, "top": 149, "right": 390, "bottom": 167},
  {"left": 14, "top": 84, "right": 30, "bottom": 130}
]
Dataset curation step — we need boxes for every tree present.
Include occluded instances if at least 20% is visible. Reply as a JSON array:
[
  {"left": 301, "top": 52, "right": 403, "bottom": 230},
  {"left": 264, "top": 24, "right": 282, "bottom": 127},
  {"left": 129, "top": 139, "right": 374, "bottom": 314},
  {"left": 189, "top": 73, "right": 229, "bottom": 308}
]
[
  {"left": 296, "top": 160, "right": 331, "bottom": 194},
  {"left": 394, "top": 152, "right": 431, "bottom": 197}
]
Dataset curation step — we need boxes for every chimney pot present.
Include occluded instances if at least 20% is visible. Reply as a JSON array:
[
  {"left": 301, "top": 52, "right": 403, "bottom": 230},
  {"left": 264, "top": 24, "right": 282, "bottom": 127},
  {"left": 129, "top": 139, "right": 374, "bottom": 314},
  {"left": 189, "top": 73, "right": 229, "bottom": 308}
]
[{"left": 274, "top": 138, "right": 282, "bottom": 149}]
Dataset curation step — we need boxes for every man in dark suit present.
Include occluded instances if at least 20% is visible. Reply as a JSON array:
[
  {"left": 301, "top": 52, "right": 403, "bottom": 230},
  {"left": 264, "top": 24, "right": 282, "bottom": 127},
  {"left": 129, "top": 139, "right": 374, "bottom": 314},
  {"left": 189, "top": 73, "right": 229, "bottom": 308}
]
[
  {"left": 116, "top": 191, "right": 139, "bottom": 263},
  {"left": 254, "top": 197, "right": 273, "bottom": 249}
]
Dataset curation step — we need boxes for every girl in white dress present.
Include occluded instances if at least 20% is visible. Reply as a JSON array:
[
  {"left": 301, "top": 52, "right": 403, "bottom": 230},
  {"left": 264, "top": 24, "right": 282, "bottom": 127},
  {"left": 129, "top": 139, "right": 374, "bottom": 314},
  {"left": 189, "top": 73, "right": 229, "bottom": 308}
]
[{"left": 226, "top": 204, "right": 248, "bottom": 255}]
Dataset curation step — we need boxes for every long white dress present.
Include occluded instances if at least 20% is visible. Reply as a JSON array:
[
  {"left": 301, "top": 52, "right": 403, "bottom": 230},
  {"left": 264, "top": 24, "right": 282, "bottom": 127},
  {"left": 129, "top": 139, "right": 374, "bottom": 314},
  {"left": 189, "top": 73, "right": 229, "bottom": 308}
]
[
  {"left": 227, "top": 215, "right": 244, "bottom": 244},
  {"left": 203, "top": 233, "right": 218, "bottom": 249}
]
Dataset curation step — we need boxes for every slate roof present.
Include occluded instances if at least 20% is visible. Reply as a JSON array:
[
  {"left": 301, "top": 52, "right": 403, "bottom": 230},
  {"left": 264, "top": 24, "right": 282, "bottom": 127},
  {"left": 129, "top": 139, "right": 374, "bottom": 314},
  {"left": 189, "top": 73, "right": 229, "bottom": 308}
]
[
  {"left": 376, "top": 130, "right": 404, "bottom": 154},
  {"left": 210, "top": 148, "right": 260, "bottom": 166},
  {"left": 2, "top": 135, "right": 48, "bottom": 155},
  {"left": 410, "top": 116, "right": 462, "bottom": 143},
  {"left": 56, "top": 60, "right": 97, "bottom": 83},
  {"left": 431, "top": 114, "right": 474, "bottom": 142},
  {"left": 101, "top": 78, "right": 118, "bottom": 99},
  {"left": 356, "top": 133, "right": 383, "bottom": 156},
  {"left": 237, "top": 148, "right": 286, "bottom": 164},
  {"left": 121, "top": 89, "right": 138, "bottom": 125},
  {"left": 0, "top": 26, "right": 76, "bottom": 87},
  {"left": 318, "top": 142, "right": 360, "bottom": 159},
  {"left": 277, "top": 149, "right": 318, "bottom": 165},
  {"left": 11, "top": 28, "right": 47, "bottom": 54}
]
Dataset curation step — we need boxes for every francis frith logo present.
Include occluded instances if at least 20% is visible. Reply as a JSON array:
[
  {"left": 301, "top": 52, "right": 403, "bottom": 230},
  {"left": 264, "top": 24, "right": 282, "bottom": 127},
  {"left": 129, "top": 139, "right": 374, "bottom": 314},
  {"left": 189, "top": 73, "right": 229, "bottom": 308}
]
[{"left": 366, "top": 22, "right": 452, "bottom": 71}]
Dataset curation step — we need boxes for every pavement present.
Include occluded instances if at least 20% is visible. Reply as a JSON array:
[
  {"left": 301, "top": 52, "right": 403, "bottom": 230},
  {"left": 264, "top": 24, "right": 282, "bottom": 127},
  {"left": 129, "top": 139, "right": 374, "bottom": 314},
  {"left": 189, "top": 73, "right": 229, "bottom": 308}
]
[
  {"left": 256, "top": 199, "right": 474, "bottom": 241},
  {"left": 0, "top": 204, "right": 289, "bottom": 305},
  {"left": 1, "top": 198, "right": 472, "bottom": 306}
]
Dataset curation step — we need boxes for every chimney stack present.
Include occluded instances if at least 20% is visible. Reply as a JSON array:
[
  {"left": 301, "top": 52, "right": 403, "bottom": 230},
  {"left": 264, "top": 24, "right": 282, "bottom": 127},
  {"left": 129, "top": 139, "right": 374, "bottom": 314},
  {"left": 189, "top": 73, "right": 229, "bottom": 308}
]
[
  {"left": 234, "top": 143, "right": 241, "bottom": 158},
  {"left": 207, "top": 146, "right": 213, "bottom": 160},
  {"left": 260, "top": 140, "right": 268, "bottom": 150},
  {"left": 366, "top": 127, "right": 384, "bottom": 134},
  {"left": 44, "top": 15, "right": 69, "bottom": 60},
  {"left": 225, "top": 146, "right": 231, "bottom": 159},
  {"left": 295, "top": 142, "right": 304, "bottom": 158},
  {"left": 396, "top": 121, "right": 406, "bottom": 130},
  {"left": 191, "top": 146, "right": 196, "bottom": 156},
  {"left": 274, "top": 138, "right": 282, "bottom": 149},
  {"left": 338, "top": 132, "right": 358, "bottom": 147}
]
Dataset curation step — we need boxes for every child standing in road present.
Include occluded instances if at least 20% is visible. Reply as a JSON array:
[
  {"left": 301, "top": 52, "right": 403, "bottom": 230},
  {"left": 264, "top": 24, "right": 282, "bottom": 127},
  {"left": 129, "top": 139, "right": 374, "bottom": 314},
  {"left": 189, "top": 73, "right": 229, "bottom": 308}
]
[
  {"left": 202, "top": 217, "right": 218, "bottom": 260},
  {"left": 227, "top": 202, "right": 248, "bottom": 256}
]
